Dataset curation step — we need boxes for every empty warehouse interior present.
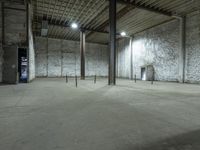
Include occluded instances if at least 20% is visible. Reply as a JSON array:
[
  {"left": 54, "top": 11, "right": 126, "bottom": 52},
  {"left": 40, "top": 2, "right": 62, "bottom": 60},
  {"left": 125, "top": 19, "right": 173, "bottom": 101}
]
[{"left": 1, "top": 0, "right": 200, "bottom": 149}]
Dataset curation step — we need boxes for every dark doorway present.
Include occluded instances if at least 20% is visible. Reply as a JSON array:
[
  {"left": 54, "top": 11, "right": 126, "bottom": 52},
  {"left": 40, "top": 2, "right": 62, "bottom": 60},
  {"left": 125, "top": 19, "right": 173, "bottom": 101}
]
[
  {"left": 141, "top": 67, "right": 146, "bottom": 81},
  {"left": 3, "top": 46, "right": 18, "bottom": 84},
  {"left": 18, "top": 48, "right": 28, "bottom": 83}
]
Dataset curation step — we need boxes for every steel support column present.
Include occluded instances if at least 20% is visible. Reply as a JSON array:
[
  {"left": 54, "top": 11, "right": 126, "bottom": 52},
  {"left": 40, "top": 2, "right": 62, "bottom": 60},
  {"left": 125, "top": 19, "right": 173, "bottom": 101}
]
[
  {"left": 80, "top": 30, "right": 85, "bottom": 80},
  {"left": 178, "top": 16, "right": 186, "bottom": 83},
  {"left": 2, "top": 2, "right": 5, "bottom": 45},
  {"left": 108, "top": 0, "right": 116, "bottom": 85},
  {"left": 130, "top": 37, "right": 133, "bottom": 80},
  {"left": 26, "top": 2, "right": 30, "bottom": 82}
]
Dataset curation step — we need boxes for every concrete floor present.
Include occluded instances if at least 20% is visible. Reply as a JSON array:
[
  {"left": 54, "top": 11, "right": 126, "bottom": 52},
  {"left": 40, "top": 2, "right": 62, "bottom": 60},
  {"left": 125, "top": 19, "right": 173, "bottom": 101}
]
[{"left": 1, "top": 78, "right": 200, "bottom": 150}]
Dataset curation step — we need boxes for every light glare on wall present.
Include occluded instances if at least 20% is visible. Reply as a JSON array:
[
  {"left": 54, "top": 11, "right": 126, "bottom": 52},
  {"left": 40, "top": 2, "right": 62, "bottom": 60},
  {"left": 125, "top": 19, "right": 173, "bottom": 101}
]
[
  {"left": 71, "top": 23, "right": 78, "bottom": 29},
  {"left": 120, "top": 31, "right": 126, "bottom": 37}
]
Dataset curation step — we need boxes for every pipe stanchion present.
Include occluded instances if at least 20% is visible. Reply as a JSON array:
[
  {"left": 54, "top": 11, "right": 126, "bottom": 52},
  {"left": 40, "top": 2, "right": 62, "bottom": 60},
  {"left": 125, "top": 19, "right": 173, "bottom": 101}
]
[
  {"left": 151, "top": 79, "right": 154, "bottom": 85},
  {"left": 75, "top": 75, "right": 78, "bottom": 88},
  {"left": 151, "top": 70, "right": 154, "bottom": 85},
  {"left": 94, "top": 75, "right": 96, "bottom": 84},
  {"left": 134, "top": 75, "right": 136, "bottom": 83},
  {"left": 66, "top": 74, "right": 68, "bottom": 83}
]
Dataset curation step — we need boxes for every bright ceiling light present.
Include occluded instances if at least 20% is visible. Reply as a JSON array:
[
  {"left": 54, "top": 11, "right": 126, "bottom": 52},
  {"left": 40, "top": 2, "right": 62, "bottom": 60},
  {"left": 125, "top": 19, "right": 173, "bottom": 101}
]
[
  {"left": 71, "top": 23, "right": 78, "bottom": 29},
  {"left": 120, "top": 31, "right": 127, "bottom": 37}
]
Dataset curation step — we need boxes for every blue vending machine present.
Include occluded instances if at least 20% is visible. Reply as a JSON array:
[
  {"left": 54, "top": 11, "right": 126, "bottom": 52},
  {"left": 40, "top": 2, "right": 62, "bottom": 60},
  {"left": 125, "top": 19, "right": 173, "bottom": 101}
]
[{"left": 20, "top": 57, "right": 28, "bottom": 82}]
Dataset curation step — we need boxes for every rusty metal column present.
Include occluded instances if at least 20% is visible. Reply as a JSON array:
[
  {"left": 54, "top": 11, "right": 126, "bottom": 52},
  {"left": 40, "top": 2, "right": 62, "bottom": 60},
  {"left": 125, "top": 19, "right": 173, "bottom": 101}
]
[
  {"left": 80, "top": 30, "right": 85, "bottom": 80},
  {"left": 108, "top": 0, "right": 116, "bottom": 85}
]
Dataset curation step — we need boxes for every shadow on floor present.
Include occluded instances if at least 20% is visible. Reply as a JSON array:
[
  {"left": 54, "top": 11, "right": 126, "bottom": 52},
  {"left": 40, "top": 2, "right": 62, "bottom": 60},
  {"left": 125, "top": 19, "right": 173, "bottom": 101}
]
[
  {"left": 130, "top": 129, "right": 200, "bottom": 150},
  {"left": 0, "top": 83, "right": 17, "bottom": 86}
]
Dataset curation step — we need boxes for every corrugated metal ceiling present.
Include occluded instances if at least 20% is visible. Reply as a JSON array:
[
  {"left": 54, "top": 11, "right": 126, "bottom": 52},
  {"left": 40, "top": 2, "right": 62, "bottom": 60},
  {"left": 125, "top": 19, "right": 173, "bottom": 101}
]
[{"left": 32, "top": 0, "right": 200, "bottom": 44}]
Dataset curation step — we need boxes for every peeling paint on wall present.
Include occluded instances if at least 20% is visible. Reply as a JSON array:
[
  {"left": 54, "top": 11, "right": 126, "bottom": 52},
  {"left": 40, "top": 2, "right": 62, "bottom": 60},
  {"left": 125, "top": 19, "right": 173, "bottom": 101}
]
[
  {"left": 117, "top": 11, "right": 200, "bottom": 83},
  {"left": 132, "top": 20, "right": 179, "bottom": 81},
  {"left": 117, "top": 20, "right": 180, "bottom": 81},
  {"left": 185, "top": 11, "right": 200, "bottom": 83},
  {"left": 117, "top": 38, "right": 131, "bottom": 78},
  {"left": 0, "top": 2, "right": 26, "bottom": 82},
  {"left": 4, "top": 3, "right": 26, "bottom": 46},
  {"left": 35, "top": 37, "right": 108, "bottom": 77},
  {"left": 28, "top": 3, "right": 35, "bottom": 81}
]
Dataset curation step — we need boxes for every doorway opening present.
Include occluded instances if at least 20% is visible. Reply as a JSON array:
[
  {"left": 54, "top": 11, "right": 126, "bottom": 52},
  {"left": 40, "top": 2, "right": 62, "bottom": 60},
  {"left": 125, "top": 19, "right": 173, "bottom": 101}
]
[
  {"left": 141, "top": 67, "right": 146, "bottom": 81},
  {"left": 18, "top": 48, "right": 28, "bottom": 83}
]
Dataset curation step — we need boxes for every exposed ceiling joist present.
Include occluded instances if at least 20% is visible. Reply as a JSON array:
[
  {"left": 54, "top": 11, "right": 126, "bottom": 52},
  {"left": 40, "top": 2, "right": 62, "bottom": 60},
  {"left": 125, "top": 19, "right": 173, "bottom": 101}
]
[
  {"left": 87, "top": 5, "right": 135, "bottom": 38},
  {"left": 84, "top": 5, "right": 109, "bottom": 28},
  {"left": 3, "top": 6, "right": 26, "bottom": 11},
  {"left": 87, "top": 0, "right": 175, "bottom": 39},
  {"left": 1, "top": 0, "right": 25, "bottom": 5},
  {"left": 117, "top": 0, "right": 174, "bottom": 17},
  {"left": 133, "top": 18, "right": 176, "bottom": 35},
  {"left": 32, "top": 0, "right": 199, "bottom": 43},
  {"left": 35, "top": 16, "right": 110, "bottom": 34}
]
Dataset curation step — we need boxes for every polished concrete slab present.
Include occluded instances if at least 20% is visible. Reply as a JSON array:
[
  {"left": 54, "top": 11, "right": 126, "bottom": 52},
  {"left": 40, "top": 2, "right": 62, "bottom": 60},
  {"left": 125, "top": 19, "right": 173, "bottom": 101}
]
[{"left": 0, "top": 78, "right": 200, "bottom": 150}]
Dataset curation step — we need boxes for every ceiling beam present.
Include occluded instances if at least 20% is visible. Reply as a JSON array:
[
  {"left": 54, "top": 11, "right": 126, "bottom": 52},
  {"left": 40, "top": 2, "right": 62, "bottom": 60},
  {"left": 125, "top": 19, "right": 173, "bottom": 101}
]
[
  {"left": 49, "top": 22, "right": 109, "bottom": 34},
  {"left": 1, "top": 0, "right": 25, "bottom": 5},
  {"left": 3, "top": 6, "right": 26, "bottom": 11},
  {"left": 84, "top": 5, "right": 109, "bottom": 28},
  {"left": 117, "top": 0, "right": 173, "bottom": 17},
  {"left": 87, "top": 4, "right": 135, "bottom": 38},
  {"left": 133, "top": 18, "right": 175, "bottom": 35},
  {"left": 100, "top": 5, "right": 134, "bottom": 31},
  {"left": 35, "top": 15, "right": 110, "bottom": 34}
]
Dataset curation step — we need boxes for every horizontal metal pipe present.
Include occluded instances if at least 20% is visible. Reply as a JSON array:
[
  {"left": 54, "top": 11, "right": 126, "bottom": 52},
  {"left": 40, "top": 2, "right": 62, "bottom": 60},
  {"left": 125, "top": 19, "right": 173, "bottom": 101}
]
[{"left": 3, "top": 7, "right": 26, "bottom": 11}]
